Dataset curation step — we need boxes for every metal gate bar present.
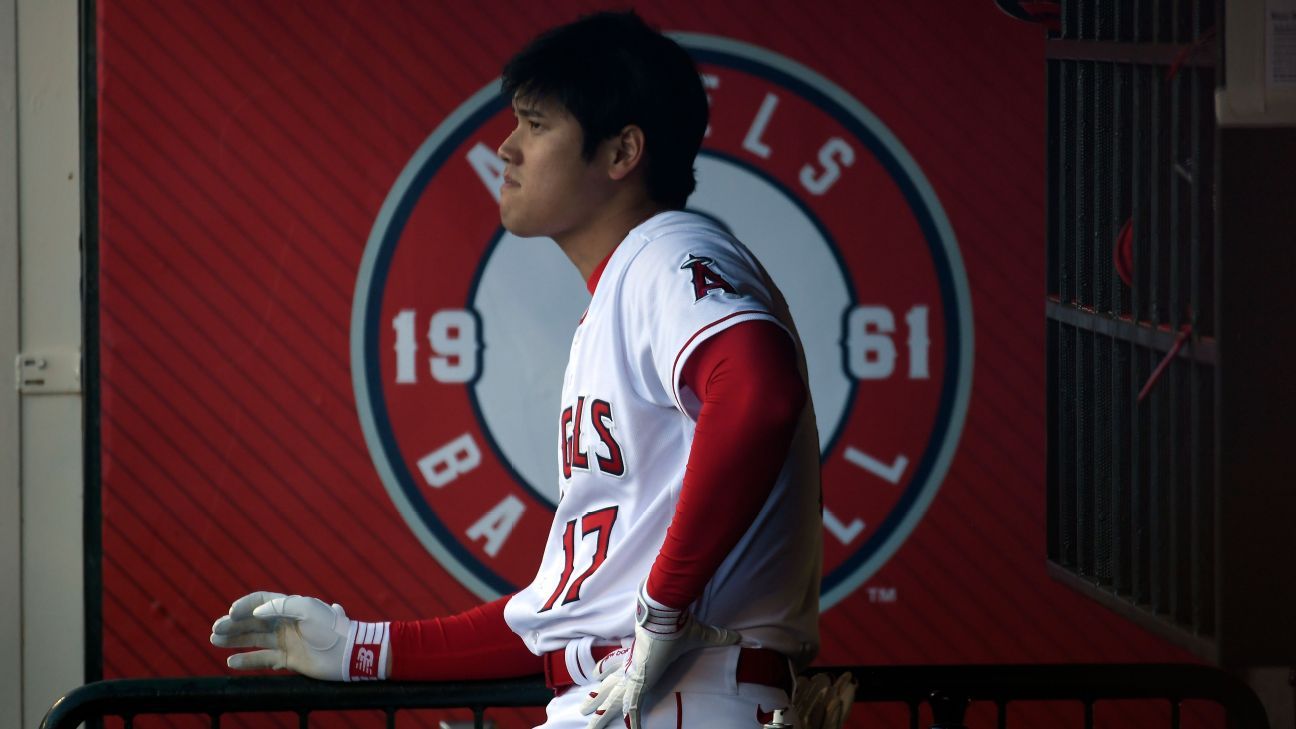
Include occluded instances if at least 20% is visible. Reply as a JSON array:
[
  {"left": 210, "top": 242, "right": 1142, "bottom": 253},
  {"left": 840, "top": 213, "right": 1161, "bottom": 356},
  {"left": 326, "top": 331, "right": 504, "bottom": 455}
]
[
  {"left": 1044, "top": 0, "right": 1219, "bottom": 654},
  {"left": 40, "top": 664, "right": 1268, "bottom": 729}
]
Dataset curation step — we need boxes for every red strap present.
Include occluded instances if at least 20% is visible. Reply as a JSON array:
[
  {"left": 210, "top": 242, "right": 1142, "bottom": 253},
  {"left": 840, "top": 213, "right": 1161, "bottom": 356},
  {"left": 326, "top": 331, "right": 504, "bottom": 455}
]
[{"left": 646, "top": 320, "right": 805, "bottom": 609}]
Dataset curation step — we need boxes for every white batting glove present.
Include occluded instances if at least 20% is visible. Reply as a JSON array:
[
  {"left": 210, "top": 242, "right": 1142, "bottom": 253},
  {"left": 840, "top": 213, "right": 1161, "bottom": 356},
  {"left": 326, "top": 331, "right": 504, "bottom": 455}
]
[
  {"left": 594, "top": 645, "right": 631, "bottom": 677},
  {"left": 209, "top": 591, "right": 390, "bottom": 681},
  {"left": 579, "top": 583, "right": 740, "bottom": 729}
]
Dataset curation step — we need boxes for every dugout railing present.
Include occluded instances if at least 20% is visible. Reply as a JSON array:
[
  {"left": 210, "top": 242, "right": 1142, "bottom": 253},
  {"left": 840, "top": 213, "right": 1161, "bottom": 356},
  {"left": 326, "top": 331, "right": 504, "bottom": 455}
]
[{"left": 40, "top": 663, "right": 1268, "bottom": 729}]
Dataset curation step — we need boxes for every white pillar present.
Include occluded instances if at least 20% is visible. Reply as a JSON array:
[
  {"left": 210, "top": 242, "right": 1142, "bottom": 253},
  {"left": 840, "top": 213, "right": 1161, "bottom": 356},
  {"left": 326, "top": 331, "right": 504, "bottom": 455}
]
[
  {"left": 12, "top": 1, "right": 84, "bottom": 728},
  {"left": 0, "top": 0, "right": 24, "bottom": 725}
]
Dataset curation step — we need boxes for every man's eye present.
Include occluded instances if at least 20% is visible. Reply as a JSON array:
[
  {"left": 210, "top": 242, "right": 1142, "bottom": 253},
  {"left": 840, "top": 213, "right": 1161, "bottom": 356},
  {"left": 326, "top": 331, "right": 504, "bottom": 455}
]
[{"left": 529, "top": 121, "right": 542, "bottom": 131}]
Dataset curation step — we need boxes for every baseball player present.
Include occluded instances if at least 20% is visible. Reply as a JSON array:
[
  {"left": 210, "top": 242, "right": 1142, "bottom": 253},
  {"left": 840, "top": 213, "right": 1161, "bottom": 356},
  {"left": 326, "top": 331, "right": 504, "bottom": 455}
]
[{"left": 211, "top": 12, "right": 823, "bottom": 729}]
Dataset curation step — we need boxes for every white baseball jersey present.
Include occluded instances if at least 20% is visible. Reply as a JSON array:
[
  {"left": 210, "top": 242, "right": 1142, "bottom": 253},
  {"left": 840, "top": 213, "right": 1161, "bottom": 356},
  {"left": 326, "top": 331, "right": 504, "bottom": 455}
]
[{"left": 504, "top": 210, "right": 822, "bottom": 671}]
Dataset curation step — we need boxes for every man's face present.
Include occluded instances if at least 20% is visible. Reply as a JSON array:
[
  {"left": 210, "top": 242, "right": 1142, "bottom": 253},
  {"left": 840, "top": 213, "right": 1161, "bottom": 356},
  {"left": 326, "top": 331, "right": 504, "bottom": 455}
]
[{"left": 496, "top": 95, "right": 612, "bottom": 239}]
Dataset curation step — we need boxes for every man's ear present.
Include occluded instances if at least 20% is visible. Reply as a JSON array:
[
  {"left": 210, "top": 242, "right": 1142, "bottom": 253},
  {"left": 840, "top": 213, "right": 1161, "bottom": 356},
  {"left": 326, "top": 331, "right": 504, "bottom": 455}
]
[{"left": 605, "top": 125, "right": 647, "bottom": 181}]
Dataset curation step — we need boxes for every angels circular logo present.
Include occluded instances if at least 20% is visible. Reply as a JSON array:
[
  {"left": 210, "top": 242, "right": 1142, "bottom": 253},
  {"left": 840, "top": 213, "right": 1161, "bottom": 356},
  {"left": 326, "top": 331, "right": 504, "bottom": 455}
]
[{"left": 353, "top": 34, "right": 972, "bottom": 610}]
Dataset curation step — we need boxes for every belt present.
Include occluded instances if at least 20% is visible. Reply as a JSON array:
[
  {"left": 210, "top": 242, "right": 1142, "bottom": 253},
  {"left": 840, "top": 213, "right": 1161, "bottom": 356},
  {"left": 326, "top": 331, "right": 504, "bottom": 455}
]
[
  {"left": 737, "top": 647, "right": 795, "bottom": 695},
  {"left": 543, "top": 645, "right": 793, "bottom": 695},
  {"left": 544, "top": 644, "right": 622, "bottom": 690}
]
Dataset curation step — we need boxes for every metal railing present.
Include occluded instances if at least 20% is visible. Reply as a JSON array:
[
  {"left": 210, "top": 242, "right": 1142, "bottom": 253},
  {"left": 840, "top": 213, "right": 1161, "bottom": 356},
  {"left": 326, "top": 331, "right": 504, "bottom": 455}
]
[{"left": 41, "top": 663, "right": 1268, "bottom": 729}]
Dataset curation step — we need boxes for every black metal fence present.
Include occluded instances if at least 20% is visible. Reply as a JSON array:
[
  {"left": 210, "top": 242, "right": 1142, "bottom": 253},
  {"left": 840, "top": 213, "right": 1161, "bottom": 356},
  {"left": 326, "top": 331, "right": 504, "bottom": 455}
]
[
  {"left": 1044, "top": 0, "right": 1220, "bottom": 654},
  {"left": 41, "top": 664, "right": 1268, "bottom": 729}
]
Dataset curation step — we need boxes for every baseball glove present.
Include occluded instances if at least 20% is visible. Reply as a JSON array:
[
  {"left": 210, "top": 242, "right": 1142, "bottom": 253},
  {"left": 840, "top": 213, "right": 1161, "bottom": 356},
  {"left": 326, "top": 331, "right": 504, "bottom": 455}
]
[{"left": 791, "top": 671, "right": 857, "bottom": 729}]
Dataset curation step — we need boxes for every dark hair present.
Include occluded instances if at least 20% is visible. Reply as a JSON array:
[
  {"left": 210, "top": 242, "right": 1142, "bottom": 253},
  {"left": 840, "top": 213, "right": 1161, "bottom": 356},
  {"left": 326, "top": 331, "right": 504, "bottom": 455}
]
[{"left": 501, "top": 11, "right": 708, "bottom": 209}]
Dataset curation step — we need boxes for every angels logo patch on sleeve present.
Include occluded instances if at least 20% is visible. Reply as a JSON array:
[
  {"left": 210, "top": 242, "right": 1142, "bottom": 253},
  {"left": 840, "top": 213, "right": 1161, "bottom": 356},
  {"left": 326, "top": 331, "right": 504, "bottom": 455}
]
[{"left": 681, "top": 254, "right": 737, "bottom": 301}]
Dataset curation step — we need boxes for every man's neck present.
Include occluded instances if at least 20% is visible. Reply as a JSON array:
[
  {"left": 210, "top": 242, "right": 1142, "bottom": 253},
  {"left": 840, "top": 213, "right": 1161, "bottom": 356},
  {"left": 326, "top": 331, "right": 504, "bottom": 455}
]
[{"left": 555, "top": 198, "right": 670, "bottom": 281}]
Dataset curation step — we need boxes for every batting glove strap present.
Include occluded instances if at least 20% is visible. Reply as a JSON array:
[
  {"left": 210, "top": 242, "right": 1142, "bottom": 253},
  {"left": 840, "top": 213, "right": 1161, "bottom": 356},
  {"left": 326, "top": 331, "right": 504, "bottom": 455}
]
[
  {"left": 634, "top": 583, "right": 687, "bottom": 638},
  {"left": 342, "top": 621, "right": 390, "bottom": 681}
]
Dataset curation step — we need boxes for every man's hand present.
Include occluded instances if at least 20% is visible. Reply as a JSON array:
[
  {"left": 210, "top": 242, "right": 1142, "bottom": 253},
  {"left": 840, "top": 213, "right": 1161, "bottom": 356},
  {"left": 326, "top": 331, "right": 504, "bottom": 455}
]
[
  {"left": 580, "top": 583, "right": 740, "bottom": 729},
  {"left": 210, "top": 591, "right": 384, "bottom": 681}
]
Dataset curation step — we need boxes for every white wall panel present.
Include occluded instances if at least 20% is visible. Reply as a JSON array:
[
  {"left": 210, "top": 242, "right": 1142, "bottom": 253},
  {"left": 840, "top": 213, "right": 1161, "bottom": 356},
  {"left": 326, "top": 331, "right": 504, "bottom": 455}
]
[
  {"left": 0, "top": 0, "right": 25, "bottom": 726},
  {"left": 16, "top": 1, "right": 83, "bottom": 727}
]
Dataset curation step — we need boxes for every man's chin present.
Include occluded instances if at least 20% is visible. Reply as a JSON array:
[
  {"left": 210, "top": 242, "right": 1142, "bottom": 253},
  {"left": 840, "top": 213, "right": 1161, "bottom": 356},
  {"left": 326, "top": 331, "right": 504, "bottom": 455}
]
[{"left": 499, "top": 215, "right": 546, "bottom": 240}]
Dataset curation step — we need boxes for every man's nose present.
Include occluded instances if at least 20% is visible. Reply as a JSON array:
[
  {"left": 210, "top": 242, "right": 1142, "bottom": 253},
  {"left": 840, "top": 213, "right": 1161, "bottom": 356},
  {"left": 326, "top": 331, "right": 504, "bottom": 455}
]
[{"left": 497, "top": 132, "right": 516, "bottom": 163}]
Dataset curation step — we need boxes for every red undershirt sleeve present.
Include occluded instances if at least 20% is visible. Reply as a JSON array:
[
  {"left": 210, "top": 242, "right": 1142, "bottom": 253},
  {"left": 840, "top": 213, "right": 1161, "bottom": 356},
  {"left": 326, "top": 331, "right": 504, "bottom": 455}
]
[
  {"left": 389, "top": 595, "right": 542, "bottom": 680},
  {"left": 389, "top": 323, "right": 803, "bottom": 673},
  {"left": 645, "top": 319, "right": 807, "bottom": 610}
]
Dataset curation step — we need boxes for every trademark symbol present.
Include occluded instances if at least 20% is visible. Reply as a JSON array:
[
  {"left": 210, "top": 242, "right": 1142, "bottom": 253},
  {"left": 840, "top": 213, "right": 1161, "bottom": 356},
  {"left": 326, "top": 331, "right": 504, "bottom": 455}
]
[{"left": 867, "top": 586, "right": 897, "bottom": 603}]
